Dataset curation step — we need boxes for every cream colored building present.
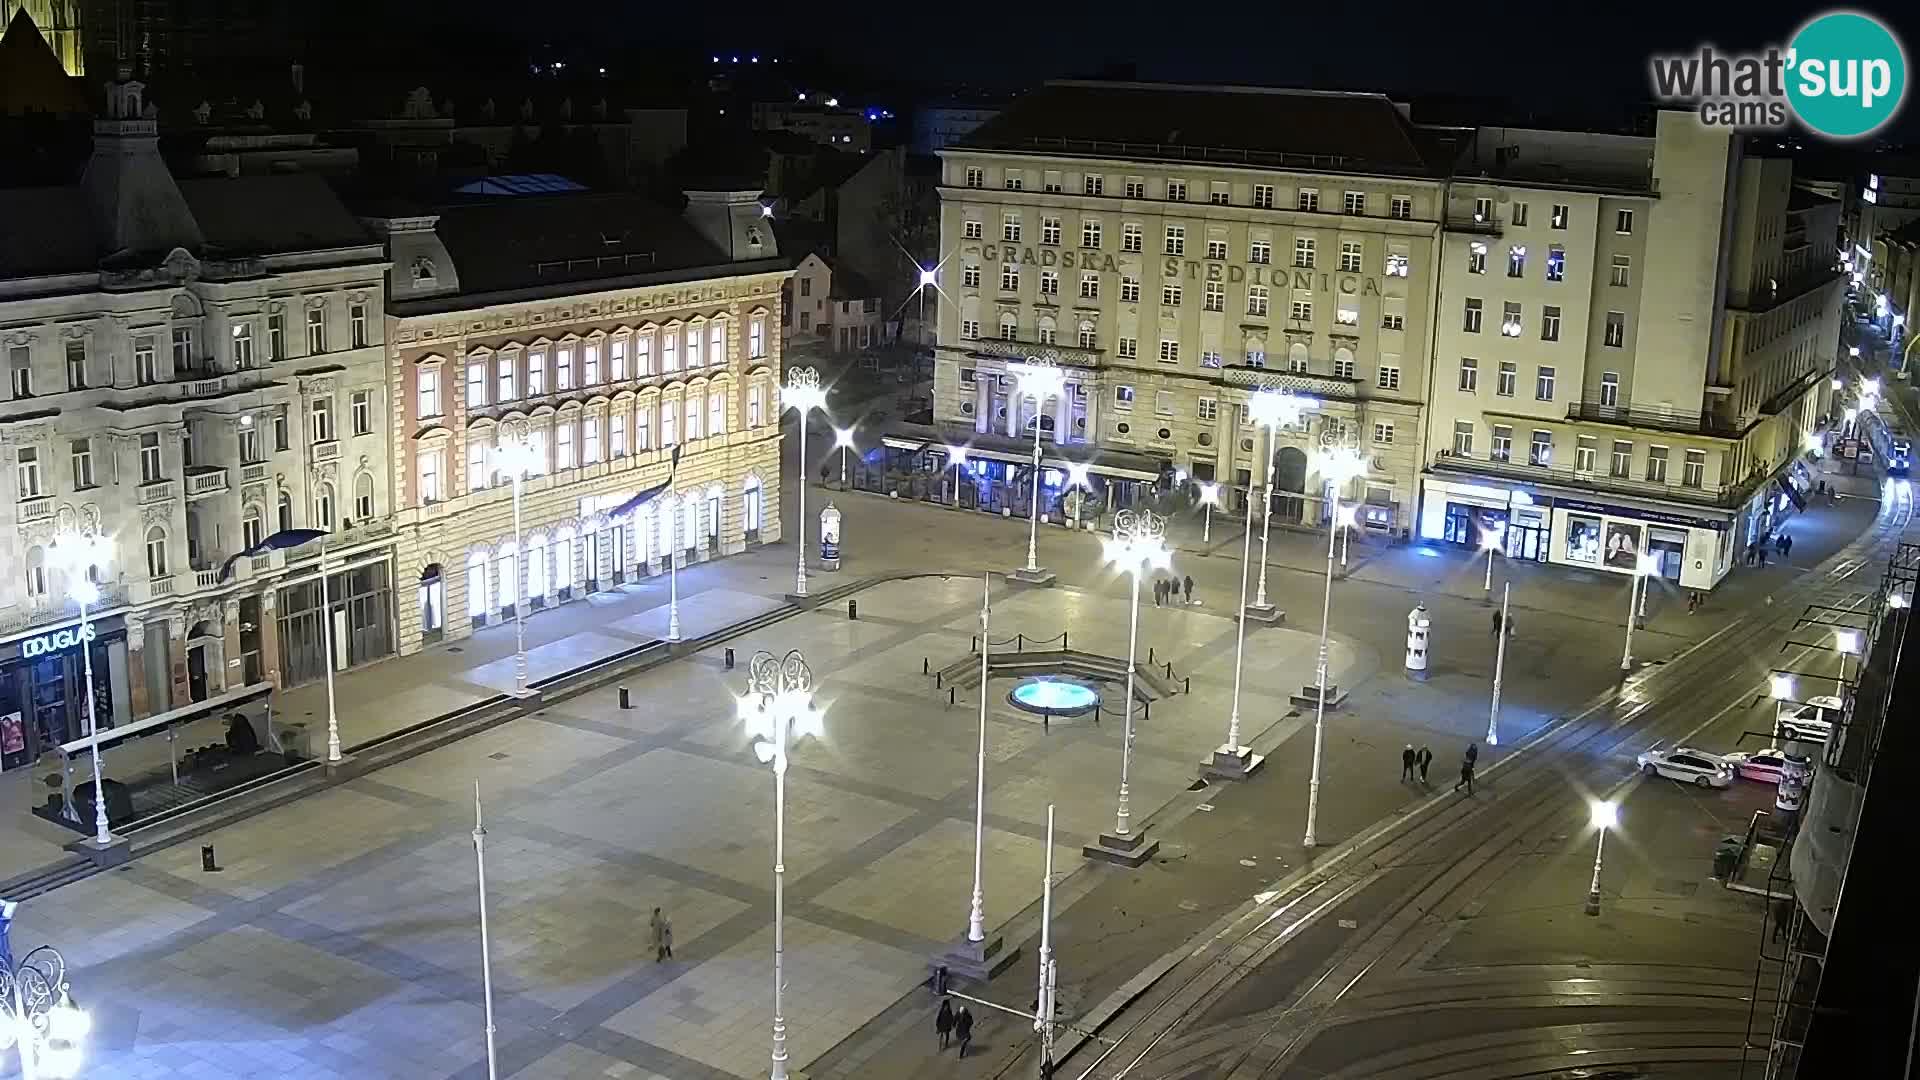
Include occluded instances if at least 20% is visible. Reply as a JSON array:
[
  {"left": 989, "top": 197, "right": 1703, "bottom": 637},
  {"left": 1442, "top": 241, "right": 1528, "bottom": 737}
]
[
  {"left": 1422, "top": 112, "right": 1845, "bottom": 590},
  {"left": 368, "top": 188, "right": 787, "bottom": 654},
  {"left": 929, "top": 81, "right": 1448, "bottom": 531}
]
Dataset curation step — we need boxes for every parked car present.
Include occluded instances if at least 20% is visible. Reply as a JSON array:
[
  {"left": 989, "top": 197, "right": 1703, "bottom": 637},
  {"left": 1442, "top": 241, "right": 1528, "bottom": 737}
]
[
  {"left": 1722, "top": 747, "right": 1791, "bottom": 784},
  {"left": 1636, "top": 746, "right": 1735, "bottom": 787},
  {"left": 1777, "top": 695, "right": 1843, "bottom": 744}
]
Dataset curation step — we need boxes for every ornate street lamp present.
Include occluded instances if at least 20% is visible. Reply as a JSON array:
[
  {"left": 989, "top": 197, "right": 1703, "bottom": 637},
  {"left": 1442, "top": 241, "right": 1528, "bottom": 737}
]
[
  {"left": 783, "top": 368, "right": 828, "bottom": 598},
  {"left": 0, "top": 926, "right": 89, "bottom": 1080},
  {"left": 1245, "top": 390, "right": 1318, "bottom": 616},
  {"left": 1303, "top": 436, "right": 1367, "bottom": 848},
  {"left": 1010, "top": 359, "right": 1066, "bottom": 580},
  {"left": 47, "top": 529, "right": 114, "bottom": 847},
  {"left": 494, "top": 420, "right": 542, "bottom": 696},
  {"left": 1096, "top": 509, "right": 1170, "bottom": 860}
]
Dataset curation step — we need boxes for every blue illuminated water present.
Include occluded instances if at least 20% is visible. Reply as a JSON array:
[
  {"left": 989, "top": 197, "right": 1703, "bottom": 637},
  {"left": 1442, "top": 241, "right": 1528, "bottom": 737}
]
[{"left": 1009, "top": 679, "right": 1101, "bottom": 714}]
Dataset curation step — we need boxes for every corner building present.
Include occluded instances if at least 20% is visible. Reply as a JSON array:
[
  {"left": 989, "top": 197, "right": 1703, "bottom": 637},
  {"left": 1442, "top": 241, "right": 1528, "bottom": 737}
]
[
  {"left": 1422, "top": 113, "right": 1844, "bottom": 590},
  {"left": 929, "top": 81, "right": 1447, "bottom": 531},
  {"left": 367, "top": 188, "right": 787, "bottom": 652}
]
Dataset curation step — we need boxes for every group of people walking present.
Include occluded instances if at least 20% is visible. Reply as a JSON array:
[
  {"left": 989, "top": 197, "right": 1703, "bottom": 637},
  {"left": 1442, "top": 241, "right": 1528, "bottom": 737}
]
[
  {"left": 1401, "top": 742, "right": 1479, "bottom": 794},
  {"left": 935, "top": 997, "right": 975, "bottom": 1057},
  {"left": 1744, "top": 531, "right": 1792, "bottom": 567},
  {"left": 1153, "top": 575, "right": 1196, "bottom": 606}
]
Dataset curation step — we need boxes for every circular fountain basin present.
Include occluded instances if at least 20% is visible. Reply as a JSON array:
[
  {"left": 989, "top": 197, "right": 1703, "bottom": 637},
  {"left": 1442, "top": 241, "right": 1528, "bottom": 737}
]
[{"left": 1008, "top": 678, "right": 1102, "bottom": 719}]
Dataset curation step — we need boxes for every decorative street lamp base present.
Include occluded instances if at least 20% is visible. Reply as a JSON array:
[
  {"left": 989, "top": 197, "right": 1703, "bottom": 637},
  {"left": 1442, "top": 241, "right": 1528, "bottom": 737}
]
[
  {"left": 505, "top": 687, "right": 542, "bottom": 701},
  {"left": 1083, "top": 830, "right": 1160, "bottom": 868},
  {"left": 1585, "top": 890, "right": 1602, "bottom": 916},
  {"left": 1242, "top": 603, "right": 1285, "bottom": 623},
  {"left": 1008, "top": 567, "right": 1057, "bottom": 587},
  {"left": 929, "top": 932, "right": 1020, "bottom": 983},
  {"left": 71, "top": 834, "right": 131, "bottom": 868},
  {"left": 1205, "top": 745, "right": 1265, "bottom": 781},
  {"left": 1287, "top": 684, "right": 1348, "bottom": 710},
  {"left": 323, "top": 754, "right": 357, "bottom": 770}
]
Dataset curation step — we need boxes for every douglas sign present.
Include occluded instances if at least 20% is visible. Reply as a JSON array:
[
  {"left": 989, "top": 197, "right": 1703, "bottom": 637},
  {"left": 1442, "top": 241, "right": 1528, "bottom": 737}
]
[{"left": 22, "top": 624, "right": 96, "bottom": 659}]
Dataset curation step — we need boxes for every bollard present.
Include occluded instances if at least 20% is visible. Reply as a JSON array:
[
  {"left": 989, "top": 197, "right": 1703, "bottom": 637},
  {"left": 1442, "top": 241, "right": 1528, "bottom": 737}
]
[
  {"left": 948, "top": 688, "right": 956, "bottom": 707},
  {"left": 1149, "top": 646, "right": 1156, "bottom": 665},
  {"left": 849, "top": 599, "right": 858, "bottom": 620},
  {"left": 923, "top": 657, "right": 930, "bottom": 675},
  {"left": 936, "top": 672, "right": 943, "bottom": 689},
  {"left": 725, "top": 648, "right": 735, "bottom": 670},
  {"left": 1165, "top": 661, "right": 1173, "bottom": 679},
  {"left": 1184, "top": 676, "right": 1191, "bottom": 694},
  {"left": 201, "top": 844, "right": 221, "bottom": 872}
]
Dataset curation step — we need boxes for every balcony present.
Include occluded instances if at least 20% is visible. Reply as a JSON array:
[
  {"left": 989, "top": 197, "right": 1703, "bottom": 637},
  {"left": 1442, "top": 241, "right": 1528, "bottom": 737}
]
[
  {"left": 1445, "top": 212, "right": 1503, "bottom": 236},
  {"left": 1431, "top": 449, "right": 1741, "bottom": 508},
  {"left": 18, "top": 495, "right": 53, "bottom": 524},
  {"left": 179, "top": 373, "right": 234, "bottom": 399},
  {"left": 958, "top": 338, "right": 1104, "bottom": 369},
  {"left": 185, "top": 466, "right": 229, "bottom": 498},
  {"left": 241, "top": 463, "right": 269, "bottom": 486},
  {"left": 1565, "top": 401, "right": 1747, "bottom": 439},
  {"left": 137, "top": 480, "right": 176, "bottom": 504},
  {"left": 193, "top": 568, "right": 222, "bottom": 589},
  {"left": 1222, "top": 364, "right": 1360, "bottom": 401},
  {"left": 312, "top": 440, "right": 340, "bottom": 463},
  {"left": 145, "top": 576, "right": 177, "bottom": 599}
]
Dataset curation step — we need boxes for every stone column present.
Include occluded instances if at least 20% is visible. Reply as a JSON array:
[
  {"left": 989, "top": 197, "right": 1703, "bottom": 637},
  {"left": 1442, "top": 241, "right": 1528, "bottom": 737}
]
[
  {"left": 220, "top": 598, "right": 243, "bottom": 695},
  {"left": 1055, "top": 388, "right": 1072, "bottom": 446},
  {"left": 974, "top": 377, "right": 990, "bottom": 434},
  {"left": 260, "top": 586, "right": 283, "bottom": 688},
  {"left": 167, "top": 617, "right": 189, "bottom": 705},
  {"left": 1007, "top": 388, "right": 1020, "bottom": 437}
]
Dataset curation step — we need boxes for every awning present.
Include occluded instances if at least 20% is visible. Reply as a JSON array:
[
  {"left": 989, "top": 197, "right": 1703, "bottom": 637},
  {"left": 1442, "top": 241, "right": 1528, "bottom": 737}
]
[
  {"left": 1778, "top": 477, "right": 1807, "bottom": 512},
  {"left": 878, "top": 425, "right": 1162, "bottom": 482}
]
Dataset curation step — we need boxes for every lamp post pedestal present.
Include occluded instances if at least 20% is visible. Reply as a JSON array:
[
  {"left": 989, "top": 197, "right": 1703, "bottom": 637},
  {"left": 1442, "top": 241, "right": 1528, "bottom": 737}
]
[
  {"left": 1242, "top": 601, "right": 1285, "bottom": 624},
  {"left": 1007, "top": 566, "right": 1057, "bottom": 587},
  {"left": 1205, "top": 744, "right": 1265, "bottom": 781},
  {"left": 1082, "top": 828, "right": 1160, "bottom": 868},
  {"left": 928, "top": 932, "right": 1019, "bottom": 983},
  {"left": 72, "top": 834, "right": 131, "bottom": 868}
]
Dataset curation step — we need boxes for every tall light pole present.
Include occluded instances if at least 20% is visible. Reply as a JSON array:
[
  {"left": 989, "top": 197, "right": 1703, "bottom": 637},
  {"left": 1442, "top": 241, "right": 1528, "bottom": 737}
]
[
  {"left": 1212, "top": 480, "right": 1261, "bottom": 779},
  {"left": 739, "top": 649, "right": 825, "bottom": 1080},
  {"left": 833, "top": 426, "right": 856, "bottom": 489},
  {"left": 1619, "top": 552, "right": 1659, "bottom": 671},
  {"left": 1487, "top": 581, "right": 1511, "bottom": 747},
  {"left": 966, "top": 575, "right": 991, "bottom": 943},
  {"left": 1584, "top": 800, "right": 1618, "bottom": 916},
  {"left": 946, "top": 445, "right": 969, "bottom": 508},
  {"left": 1197, "top": 481, "right": 1220, "bottom": 548},
  {"left": 784, "top": 367, "right": 827, "bottom": 598},
  {"left": 1010, "top": 359, "right": 1066, "bottom": 578},
  {"left": 49, "top": 530, "right": 113, "bottom": 847},
  {"left": 1064, "top": 462, "right": 1091, "bottom": 531},
  {"left": 496, "top": 420, "right": 540, "bottom": 696},
  {"left": 1303, "top": 439, "right": 1368, "bottom": 848},
  {"left": 1034, "top": 803, "right": 1058, "bottom": 1077},
  {"left": 1245, "top": 390, "right": 1318, "bottom": 615},
  {"left": 472, "top": 783, "right": 499, "bottom": 1080},
  {"left": 1480, "top": 528, "right": 1501, "bottom": 603},
  {"left": 1101, "top": 509, "right": 1170, "bottom": 845},
  {"left": 666, "top": 493, "right": 681, "bottom": 643}
]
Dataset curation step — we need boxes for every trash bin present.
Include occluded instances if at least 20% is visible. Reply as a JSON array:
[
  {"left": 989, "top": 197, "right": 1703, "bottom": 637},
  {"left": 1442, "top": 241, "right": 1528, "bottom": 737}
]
[{"left": 1713, "top": 836, "right": 1744, "bottom": 879}]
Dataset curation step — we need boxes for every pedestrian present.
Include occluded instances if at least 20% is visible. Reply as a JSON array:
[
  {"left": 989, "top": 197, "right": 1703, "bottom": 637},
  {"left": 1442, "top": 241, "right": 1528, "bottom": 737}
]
[
  {"left": 1775, "top": 533, "right": 1787, "bottom": 555},
  {"left": 1184, "top": 574, "right": 1195, "bottom": 605},
  {"left": 649, "top": 907, "right": 673, "bottom": 962},
  {"left": 1454, "top": 759, "right": 1475, "bottom": 795},
  {"left": 936, "top": 997, "right": 954, "bottom": 1050},
  {"left": 1401, "top": 744, "right": 1416, "bottom": 781},
  {"left": 1152, "top": 579, "right": 1163, "bottom": 606},
  {"left": 1758, "top": 547, "right": 1768, "bottom": 567},
  {"left": 1504, "top": 611, "right": 1515, "bottom": 637},
  {"left": 1491, "top": 609, "right": 1503, "bottom": 635},
  {"left": 1416, "top": 745, "right": 1433, "bottom": 783},
  {"left": 1784, "top": 534, "right": 1794, "bottom": 557},
  {"left": 954, "top": 1004, "right": 974, "bottom": 1058},
  {"left": 1465, "top": 741, "right": 1479, "bottom": 767}
]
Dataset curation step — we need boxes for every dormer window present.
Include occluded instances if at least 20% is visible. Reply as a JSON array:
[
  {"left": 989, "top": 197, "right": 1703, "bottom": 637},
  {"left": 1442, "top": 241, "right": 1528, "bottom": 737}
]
[{"left": 410, "top": 256, "right": 437, "bottom": 285}]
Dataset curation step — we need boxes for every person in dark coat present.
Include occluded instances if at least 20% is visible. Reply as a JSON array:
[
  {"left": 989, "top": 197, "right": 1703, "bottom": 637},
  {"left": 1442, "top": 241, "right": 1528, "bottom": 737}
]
[
  {"left": 1491, "top": 610, "right": 1503, "bottom": 635},
  {"left": 1465, "top": 742, "right": 1479, "bottom": 767},
  {"left": 936, "top": 998, "right": 955, "bottom": 1050},
  {"left": 1401, "top": 744, "right": 1417, "bottom": 781},
  {"left": 1455, "top": 759, "right": 1476, "bottom": 795},
  {"left": 954, "top": 1004, "right": 975, "bottom": 1058},
  {"left": 1183, "top": 574, "right": 1195, "bottom": 604},
  {"left": 1416, "top": 746, "right": 1433, "bottom": 783},
  {"left": 1784, "top": 534, "right": 1794, "bottom": 557}
]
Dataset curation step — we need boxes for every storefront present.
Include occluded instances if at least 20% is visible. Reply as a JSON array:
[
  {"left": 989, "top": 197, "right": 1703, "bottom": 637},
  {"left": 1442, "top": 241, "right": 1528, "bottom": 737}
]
[
  {"left": 1549, "top": 497, "right": 1731, "bottom": 589},
  {"left": 277, "top": 560, "right": 397, "bottom": 689},
  {"left": 1418, "top": 478, "right": 1551, "bottom": 561},
  {"left": 1, "top": 615, "right": 132, "bottom": 773}
]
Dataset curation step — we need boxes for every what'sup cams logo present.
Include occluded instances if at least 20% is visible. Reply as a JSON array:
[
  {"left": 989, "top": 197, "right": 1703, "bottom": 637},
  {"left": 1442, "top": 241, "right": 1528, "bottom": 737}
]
[{"left": 1650, "top": 10, "right": 1907, "bottom": 139}]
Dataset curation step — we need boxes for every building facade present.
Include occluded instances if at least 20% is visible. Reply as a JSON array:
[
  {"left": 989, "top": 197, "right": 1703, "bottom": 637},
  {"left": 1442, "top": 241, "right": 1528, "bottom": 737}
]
[
  {"left": 1423, "top": 114, "right": 1845, "bottom": 590},
  {"left": 928, "top": 81, "right": 1447, "bottom": 529},
  {"left": 368, "top": 187, "right": 787, "bottom": 655},
  {"left": 0, "top": 72, "right": 392, "bottom": 769}
]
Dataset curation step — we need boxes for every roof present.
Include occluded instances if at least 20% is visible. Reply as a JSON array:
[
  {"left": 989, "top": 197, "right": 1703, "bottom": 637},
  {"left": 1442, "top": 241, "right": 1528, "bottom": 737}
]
[
  {"left": 827, "top": 261, "right": 879, "bottom": 300},
  {"left": 177, "top": 174, "right": 375, "bottom": 255},
  {"left": 0, "top": 186, "right": 96, "bottom": 276},
  {"left": 426, "top": 191, "right": 741, "bottom": 295},
  {"left": 0, "top": 8, "right": 87, "bottom": 116},
  {"left": 954, "top": 81, "right": 1444, "bottom": 177},
  {"left": 1788, "top": 186, "right": 1840, "bottom": 212}
]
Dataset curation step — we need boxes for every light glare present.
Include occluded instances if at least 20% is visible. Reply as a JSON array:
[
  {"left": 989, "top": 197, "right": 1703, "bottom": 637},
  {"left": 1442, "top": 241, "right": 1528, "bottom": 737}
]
[{"left": 1590, "top": 801, "right": 1618, "bottom": 829}]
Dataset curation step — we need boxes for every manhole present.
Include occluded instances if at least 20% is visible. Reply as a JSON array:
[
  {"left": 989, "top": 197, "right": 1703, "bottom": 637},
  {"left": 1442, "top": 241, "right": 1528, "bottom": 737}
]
[{"left": 489, "top": 752, "right": 511, "bottom": 761}]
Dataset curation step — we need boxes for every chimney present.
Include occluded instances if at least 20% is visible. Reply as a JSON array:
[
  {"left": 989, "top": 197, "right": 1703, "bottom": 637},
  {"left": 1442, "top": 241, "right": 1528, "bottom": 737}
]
[{"left": 682, "top": 189, "right": 777, "bottom": 262}]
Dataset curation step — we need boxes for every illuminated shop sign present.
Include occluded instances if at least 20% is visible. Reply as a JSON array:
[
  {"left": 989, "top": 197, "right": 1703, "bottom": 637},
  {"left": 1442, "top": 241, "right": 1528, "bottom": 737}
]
[{"left": 21, "top": 624, "right": 96, "bottom": 659}]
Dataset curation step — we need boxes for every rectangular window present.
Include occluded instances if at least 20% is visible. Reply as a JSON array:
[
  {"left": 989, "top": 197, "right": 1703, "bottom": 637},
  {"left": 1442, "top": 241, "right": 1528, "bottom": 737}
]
[
  {"left": 1082, "top": 220, "right": 1102, "bottom": 249},
  {"left": 662, "top": 334, "right": 678, "bottom": 372},
  {"left": 1207, "top": 238, "right": 1228, "bottom": 260},
  {"left": 1162, "top": 283, "right": 1183, "bottom": 307},
  {"left": 1080, "top": 272, "right": 1099, "bottom": 299},
  {"left": 1208, "top": 183, "right": 1230, "bottom": 206},
  {"left": 135, "top": 336, "right": 158, "bottom": 384},
  {"left": 1249, "top": 240, "right": 1271, "bottom": 264},
  {"left": 963, "top": 220, "right": 983, "bottom": 240},
  {"left": 1452, "top": 420, "right": 1474, "bottom": 455},
  {"left": 1294, "top": 237, "right": 1315, "bottom": 268},
  {"left": 139, "top": 433, "right": 162, "bottom": 483},
  {"left": 352, "top": 390, "right": 372, "bottom": 434},
  {"left": 1197, "top": 397, "right": 1218, "bottom": 420},
  {"left": 611, "top": 411, "right": 628, "bottom": 457},
  {"left": 273, "top": 407, "right": 289, "bottom": 451},
  {"left": 636, "top": 335, "right": 654, "bottom": 376},
  {"left": 238, "top": 424, "right": 259, "bottom": 464},
  {"left": 310, "top": 396, "right": 334, "bottom": 442},
  {"left": 1546, "top": 246, "right": 1565, "bottom": 282},
  {"left": 1253, "top": 184, "right": 1275, "bottom": 209},
  {"left": 63, "top": 340, "right": 87, "bottom": 390},
  {"left": 1083, "top": 174, "right": 1104, "bottom": 196},
  {"left": 1463, "top": 298, "right": 1483, "bottom": 333},
  {"left": 1541, "top": 305, "right": 1561, "bottom": 341},
  {"left": 685, "top": 328, "right": 703, "bottom": 370},
  {"left": 1683, "top": 449, "right": 1706, "bottom": 488},
  {"left": 1158, "top": 339, "right": 1180, "bottom": 364},
  {"left": 1600, "top": 371, "right": 1619, "bottom": 407},
  {"left": 419, "top": 449, "right": 443, "bottom": 502},
  {"left": 1117, "top": 337, "right": 1137, "bottom": 359},
  {"left": 1497, "top": 361, "right": 1516, "bottom": 397},
  {"left": 417, "top": 369, "right": 440, "bottom": 418},
  {"left": 1377, "top": 364, "right": 1401, "bottom": 391},
  {"left": 1041, "top": 270, "right": 1059, "bottom": 296},
  {"left": 1001, "top": 264, "right": 1020, "bottom": 292},
  {"left": 1458, "top": 356, "right": 1479, "bottom": 393},
  {"left": 584, "top": 416, "right": 602, "bottom": 463},
  {"left": 1502, "top": 301, "right": 1523, "bottom": 337},
  {"left": 1610, "top": 440, "right": 1632, "bottom": 478},
  {"left": 1164, "top": 225, "right": 1185, "bottom": 256},
  {"left": 1615, "top": 208, "right": 1634, "bottom": 234},
  {"left": 1490, "top": 424, "right": 1513, "bottom": 462},
  {"left": 1041, "top": 216, "right": 1061, "bottom": 245},
  {"left": 1610, "top": 255, "right": 1631, "bottom": 287},
  {"left": 749, "top": 317, "right": 766, "bottom": 359},
  {"left": 1004, "top": 172, "right": 1023, "bottom": 191},
  {"left": 1079, "top": 325, "right": 1098, "bottom": 349},
  {"left": 170, "top": 327, "right": 193, "bottom": 372},
  {"left": 1204, "top": 281, "right": 1224, "bottom": 311},
  {"left": 1114, "top": 386, "right": 1135, "bottom": 411},
  {"left": 228, "top": 323, "right": 252, "bottom": 370},
  {"left": 609, "top": 338, "right": 627, "bottom": 380},
  {"left": 1298, "top": 188, "right": 1319, "bottom": 212},
  {"left": 556, "top": 422, "right": 575, "bottom": 468},
  {"left": 1536, "top": 365, "right": 1556, "bottom": 400},
  {"left": 965, "top": 166, "right": 984, "bottom": 188},
  {"left": 1604, "top": 311, "right": 1626, "bottom": 348},
  {"left": 1508, "top": 245, "right": 1526, "bottom": 277},
  {"left": 529, "top": 349, "right": 549, "bottom": 394},
  {"left": 1125, "top": 178, "right": 1145, "bottom": 199},
  {"left": 1154, "top": 390, "right": 1174, "bottom": 415},
  {"left": 1289, "top": 350, "right": 1309, "bottom": 373},
  {"left": 1335, "top": 304, "right": 1359, "bottom": 326},
  {"left": 467, "top": 441, "right": 488, "bottom": 492},
  {"left": 1333, "top": 355, "right": 1354, "bottom": 379},
  {"left": 1003, "top": 214, "right": 1021, "bottom": 242},
  {"left": 637, "top": 408, "right": 651, "bottom": 449},
  {"left": 497, "top": 354, "right": 517, "bottom": 400},
  {"left": 1511, "top": 202, "right": 1529, "bottom": 227},
  {"left": 1290, "top": 298, "right": 1313, "bottom": 322},
  {"left": 1382, "top": 312, "right": 1405, "bottom": 331},
  {"left": 1123, "top": 223, "right": 1143, "bottom": 252},
  {"left": 1344, "top": 190, "right": 1366, "bottom": 215},
  {"left": 15, "top": 448, "right": 41, "bottom": 498},
  {"left": 1200, "top": 350, "right": 1223, "bottom": 368},
  {"left": 1390, "top": 195, "right": 1412, "bottom": 220},
  {"left": 1551, "top": 203, "right": 1569, "bottom": 229},
  {"left": 1373, "top": 421, "right": 1395, "bottom": 444},
  {"left": 961, "top": 320, "right": 979, "bottom": 339},
  {"left": 1530, "top": 430, "right": 1552, "bottom": 466},
  {"left": 305, "top": 307, "right": 325, "bottom": 353},
  {"left": 1120, "top": 276, "right": 1140, "bottom": 303},
  {"left": 1340, "top": 242, "right": 1362, "bottom": 273},
  {"left": 267, "top": 314, "right": 285, "bottom": 360},
  {"left": 964, "top": 264, "right": 981, "bottom": 288},
  {"left": 1467, "top": 242, "right": 1487, "bottom": 274},
  {"left": 748, "top": 385, "right": 763, "bottom": 427},
  {"left": 467, "top": 362, "right": 488, "bottom": 407},
  {"left": 584, "top": 343, "right": 601, "bottom": 384},
  {"left": 1576, "top": 436, "right": 1597, "bottom": 472},
  {"left": 1247, "top": 285, "right": 1269, "bottom": 316},
  {"left": 1474, "top": 196, "right": 1493, "bottom": 222},
  {"left": 350, "top": 302, "right": 369, "bottom": 348},
  {"left": 1646, "top": 445, "right": 1669, "bottom": 483},
  {"left": 1043, "top": 172, "right": 1063, "bottom": 193},
  {"left": 1166, "top": 179, "right": 1187, "bottom": 201}
]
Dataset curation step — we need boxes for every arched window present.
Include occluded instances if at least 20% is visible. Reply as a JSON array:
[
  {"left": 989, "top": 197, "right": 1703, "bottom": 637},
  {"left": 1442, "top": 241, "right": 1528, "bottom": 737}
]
[
  {"left": 467, "top": 551, "right": 488, "bottom": 619},
  {"left": 313, "top": 482, "right": 335, "bottom": 530},
  {"left": 494, "top": 542, "right": 517, "bottom": 612},
  {"left": 355, "top": 472, "right": 375, "bottom": 521},
  {"left": 1287, "top": 341, "right": 1310, "bottom": 373},
  {"left": 1244, "top": 336, "right": 1267, "bottom": 368},
  {"left": 1078, "top": 321, "right": 1097, "bottom": 349},
  {"left": 145, "top": 526, "right": 169, "bottom": 578},
  {"left": 526, "top": 535, "right": 547, "bottom": 599},
  {"left": 705, "top": 485, "right": 722, "bottom": 543},
  {"left": 25, "top": 546, "right": 47, "bottom": 598},
  {"left": 999, "top": 313, "right": 1019, "bottom": 340},
  {"left": 277, "top": 490, "right": 294, "bottom": 532},
  {"left": 242, "top": 504, "right": 265, "bottom": 550},
  {"left": 552, "top": 529, "right": 574, "bottom": 590}
]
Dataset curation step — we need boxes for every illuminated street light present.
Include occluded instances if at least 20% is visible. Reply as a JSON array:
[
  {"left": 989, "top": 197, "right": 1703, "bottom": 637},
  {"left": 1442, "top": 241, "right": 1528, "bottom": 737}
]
[
  {"left": 1479, "top": 528, "right": 1502, "bottom": 602},
  {"left": 48, "top": 529, "right": 114, "bottom": 847},
  {"left": 495, "top": 421, "right": 544, "bottom": 687},
  {"left": 1303, "top": 439, "right": 1367, "bottom": 848},
  {"left": 1849, "top": 345, "right": 1861, "bottom": 358},
  {"left": 1836, "top": 628, "right": 1862, "bottom": 685},
  {"left": 1197, "top": 481, "right": 1221, "bottom": 546},
  {"left": 1832, "top": 377, "right": 1845, "bottom": 391},
  {"left": 1010, "top": 359, "right": 1067, "bottom": 577},
  {"left": 738, "top": 649, "right": 825, "bottom": 1080},
  {"left": 1620, "top": 552, "right": 1660, "bottom": 671},
  {"left": 1771, "top": 672, "right": 1796, "bottom": 700},
  {"left": 0, "top": 934, "right": 89, "bottom": 1079},
  {"left": 946, "top": 445, "right": 969, "bottom": 508},
  {"left": 1217, "top": 480, "right": 1261, "bottom": 780},
  {"left": 1585, "top": 800, "right": 1618, "bottom": 916},
  {"left": 784, "top": 368, "right": 829, "bottom": 598},
  {"left": 1245, "top": 390, "right": 1318, "bottom": 613},
  {"left": 918, "top": 265, "right": 938, "bottom": 289},
  {"left": 1891, "top": 592, "right": 1911, "bottom": 609},
  {"left": 1102, "top": 509, "right": 1171, "bottom": 842},
  {"left": 833, "top": 426, "right": 856, "bottom": 489},
  {"left": 1487, "top": 580, "right": 1512, "bottom": 747}
]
